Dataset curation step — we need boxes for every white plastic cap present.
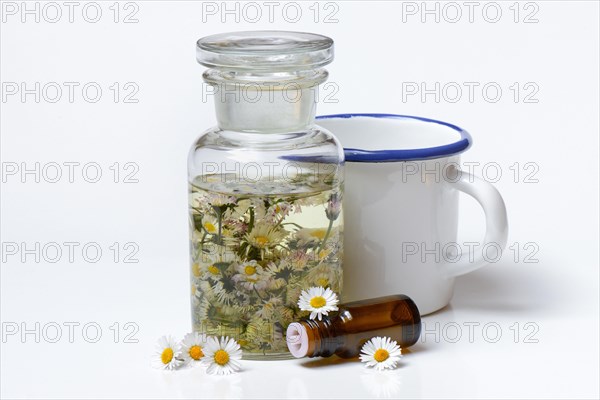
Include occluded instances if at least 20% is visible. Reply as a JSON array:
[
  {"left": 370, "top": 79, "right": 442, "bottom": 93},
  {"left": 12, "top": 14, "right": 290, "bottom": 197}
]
[{"left": 286, "top": 322, "right": 309, "bottom": 358}]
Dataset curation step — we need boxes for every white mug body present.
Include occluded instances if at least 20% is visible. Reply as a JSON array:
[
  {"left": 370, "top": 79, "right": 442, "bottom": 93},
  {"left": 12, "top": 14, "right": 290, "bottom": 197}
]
[
  {"left": 317, "top": 114, "right": 508, "bottom": 315},
  {"left": 342, "top": 156, "right": 460, "bottom": 315}
]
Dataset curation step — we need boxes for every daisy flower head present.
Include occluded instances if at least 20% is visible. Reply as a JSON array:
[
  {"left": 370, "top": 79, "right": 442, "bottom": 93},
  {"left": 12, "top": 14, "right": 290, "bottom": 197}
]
[
  {"left": 266, "top": 201, "right": 292, "bottom": 222},
  {"left": 295, "top": 227, "right": 328, "bottom": 246},
  {"left": 359, "top": 336, "right": 402, "bottom": 371},
  {"left": 325, "top": 192, "right": 342, "bottom": 221},
  {"left": 200, "top": 215, "right": 219, "bottom": 235},
  {"left": 180, "top": 332, "right": 209, "bottom": 366},
  {"left": 153, "top": 335, "right": 182, "bottom": 370},
  {"left": 287, "top": 249, "right": 310, "bottom": 271},
  {"left": 206, "top": 193, "right": 237, "bottom": 207},
  {"left": 298, "top": 286, "right": 339, "bottom": 320},
  {"left": 202, "top": 336, "right": 242, "bottom": 375},
  {"left": 232, "top": 260, "right": 268, "bottom": 290},
  {"left": 245, "top": 224, "right": 286, "bottom": 249},
  {"left": 313, "top": 272, "right": 331, "bottom": 288}
]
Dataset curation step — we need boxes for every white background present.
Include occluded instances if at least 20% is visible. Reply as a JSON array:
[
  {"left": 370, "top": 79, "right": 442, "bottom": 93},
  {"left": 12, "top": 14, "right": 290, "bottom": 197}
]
[{"left": 1, "top": 1, "right": 599, "bottom": 398}]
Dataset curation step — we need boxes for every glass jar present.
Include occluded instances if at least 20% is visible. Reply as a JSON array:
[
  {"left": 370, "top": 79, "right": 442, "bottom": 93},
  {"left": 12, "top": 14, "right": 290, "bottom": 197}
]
[{"left": 188, "top": 31, "right": 344, "bottom": 360}]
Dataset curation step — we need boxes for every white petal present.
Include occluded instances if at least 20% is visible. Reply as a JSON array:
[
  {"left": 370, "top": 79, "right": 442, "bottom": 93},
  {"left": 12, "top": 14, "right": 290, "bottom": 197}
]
[
  {"left": 389, "top": 349, "right": 402, "bottom": 358},
  {"left": 206, "top": 363, "right": 218, "bottom": 375}
]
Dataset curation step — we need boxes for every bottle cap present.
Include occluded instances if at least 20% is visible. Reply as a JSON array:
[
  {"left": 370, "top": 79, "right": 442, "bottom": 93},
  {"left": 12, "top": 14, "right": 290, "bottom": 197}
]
[{"left": 286, "top": 322, "right": 309, "bottom": 358}]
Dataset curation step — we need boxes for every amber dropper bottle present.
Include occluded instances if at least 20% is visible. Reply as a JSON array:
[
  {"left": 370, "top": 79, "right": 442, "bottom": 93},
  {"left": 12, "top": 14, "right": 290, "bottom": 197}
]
[{"left": 286, "top": 295, "right": 421, "bottom": 359}]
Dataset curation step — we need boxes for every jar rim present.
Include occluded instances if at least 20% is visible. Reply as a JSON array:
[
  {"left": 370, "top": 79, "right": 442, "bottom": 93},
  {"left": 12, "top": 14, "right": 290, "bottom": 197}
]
[{"left": 196, "top": 30, "right": 334, "bottom": 71}]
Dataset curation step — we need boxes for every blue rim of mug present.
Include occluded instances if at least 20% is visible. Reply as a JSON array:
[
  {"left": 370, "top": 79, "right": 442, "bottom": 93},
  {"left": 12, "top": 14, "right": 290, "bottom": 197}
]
[{"left": 316, "top": 113, "right": 472, "bottom": 162}]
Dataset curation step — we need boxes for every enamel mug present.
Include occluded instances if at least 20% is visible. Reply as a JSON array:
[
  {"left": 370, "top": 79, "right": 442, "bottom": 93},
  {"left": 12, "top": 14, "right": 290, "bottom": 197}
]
[{"left": 317, "top": 114, "right": 509, "bottom": 315}]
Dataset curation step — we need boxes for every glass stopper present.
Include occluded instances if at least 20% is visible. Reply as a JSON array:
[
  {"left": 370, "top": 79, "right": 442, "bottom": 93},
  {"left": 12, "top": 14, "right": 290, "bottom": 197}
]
[{"left": 196, "top": 30, "right": 334, "bottom": 72}]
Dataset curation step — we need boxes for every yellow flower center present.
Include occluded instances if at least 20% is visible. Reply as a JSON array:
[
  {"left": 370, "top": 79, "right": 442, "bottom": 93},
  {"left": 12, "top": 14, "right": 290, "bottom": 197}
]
[
  {"left": 318, "top": 248, "right": 331, "bottom": 260},
  {"left": 374, "top": 349, "right": 389, "bottom": 362},
  {"left": 310, "top": 296, "right": 327, "bottom": 308},
  {"left": 214, "top": 349, "right": 230, "bottom": 366},
  {"left": 244, "top": 265, "right": 256, "bottom": 275},
  {"left": 208, "top": 265, "right": 220, "bottom": 275},
  {"left": 161, "top": 347, "right": 174, "bottom": 364},
  {"left": 204, "top": 222, "right": 217, "bottom": 233},
  {"left": 310, "top": 229, "right": 327, "bottom": 239},
  {"left": 191, "top": 263, "right": 201, "bottom": 277},
  {"left": 238, "top": 339, "right": 248, "bottom": 347},
  {"left": 254, "top": 236, "right": 269, "bottom": 247},
  {"left": 189, "top": 345, "right": 204, "bottom": 360},
  {"left": 316, "top": 277, "right": 329, "bottom": 287}
]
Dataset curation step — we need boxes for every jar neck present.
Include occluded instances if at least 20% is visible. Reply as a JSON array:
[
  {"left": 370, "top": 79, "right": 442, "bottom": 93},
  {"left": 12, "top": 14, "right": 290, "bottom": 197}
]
[{"left": 203, "top": 69, "right": 328, "bottom": 133}]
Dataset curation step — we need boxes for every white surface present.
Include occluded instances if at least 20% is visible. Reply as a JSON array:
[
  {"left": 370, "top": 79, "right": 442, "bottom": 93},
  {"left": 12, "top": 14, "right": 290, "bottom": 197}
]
[{"left": 1, "top": 1, "right": 598, "bottom": 399}]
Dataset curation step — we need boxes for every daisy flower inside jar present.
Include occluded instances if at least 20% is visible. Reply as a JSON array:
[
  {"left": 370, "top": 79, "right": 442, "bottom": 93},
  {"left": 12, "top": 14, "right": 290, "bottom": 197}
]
[{"left": 232, "top": 260, "right": 268, "bottom": 290}]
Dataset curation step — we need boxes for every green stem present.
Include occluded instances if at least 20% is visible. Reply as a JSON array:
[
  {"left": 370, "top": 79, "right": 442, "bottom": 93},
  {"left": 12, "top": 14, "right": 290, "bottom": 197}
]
[
  {"left": 217, "top": 212, "right": 222, "bottom": 240},
  {"left": 248, "top": 208, "right": 255, "bottom": 233},
  {"left": 217, "top": 211, "right": 223, "bottom": 257},
  {"left": 273, "top": 217, "right": 285, "bottom": 229},
  {"left": 317, "top": 219, "right": 334, "bottom": 254},
  {"left": 253, "top": 286, "right": 266, "bottom": 301},
  {"left": 276, "top": 243, "right": 291, "bottom": 251},
  {"left": 196, "top": 232, "right": 207, "bottom": 261},
  {"left": 281, "top": 222, "right": 304, "bottom": 229}
]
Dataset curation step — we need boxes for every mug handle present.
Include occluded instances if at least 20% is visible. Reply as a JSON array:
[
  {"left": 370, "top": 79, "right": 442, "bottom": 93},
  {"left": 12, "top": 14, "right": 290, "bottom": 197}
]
[{"left": 440, "top": 166, "right": 509, "bottom": 278}]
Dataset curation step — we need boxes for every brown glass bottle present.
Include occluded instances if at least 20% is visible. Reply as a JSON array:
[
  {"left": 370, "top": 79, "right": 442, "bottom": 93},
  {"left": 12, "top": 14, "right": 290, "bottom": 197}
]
[{"left": 286, "top": 294, "right": 421, "bottom": 358}]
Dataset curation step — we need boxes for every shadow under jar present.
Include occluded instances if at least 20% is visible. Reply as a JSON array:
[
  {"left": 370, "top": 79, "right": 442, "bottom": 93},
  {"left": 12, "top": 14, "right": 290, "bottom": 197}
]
[{"left": 188, "top": 31, "right": 344, "bottom": 360}]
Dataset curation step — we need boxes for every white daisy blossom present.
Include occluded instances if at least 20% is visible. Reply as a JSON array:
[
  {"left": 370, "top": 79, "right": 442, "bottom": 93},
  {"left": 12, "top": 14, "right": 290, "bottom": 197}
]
[
  {"left": 245, "top": 223, "right": 287, "bottom": 249},
  {"left": 200, "top": 215, "right": 219, "bottom": 235},
  {"left": 295, "top": 227, "right": 329, "bottom": 246},
  {"left": 232, "top": 260, "right": 268, "bottom": 290},
  {"left": 297, "top": 286, "right": 339, "bottom": 320},
  {"left": 202, "top": 336, "right": 243, "bottom": 375},
  {"left": 153, "top": 335, "right": 183, "bottom": 370},
  {"left": 206, "top": 193, "right": 237, "bottom": 206},
  {"left": 180, "top": 332, "right": 209, "bottom": 366},
  {"left": 266, "top": 201, "right": 292, "bottom": 222},
  {"left": 359, "top": 336, "right": 402, "bottom": 371}
]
